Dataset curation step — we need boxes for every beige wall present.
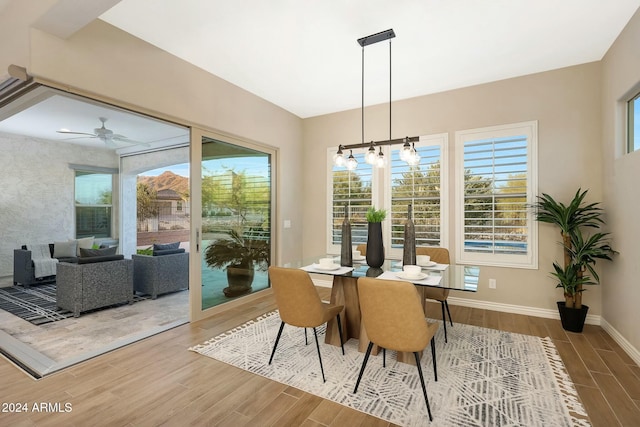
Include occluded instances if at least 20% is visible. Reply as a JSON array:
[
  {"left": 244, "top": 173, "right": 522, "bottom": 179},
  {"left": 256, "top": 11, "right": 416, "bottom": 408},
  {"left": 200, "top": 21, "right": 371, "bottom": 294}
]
[
  {"left": 303, "top": 62, "right": 604, "bottom": 314},
  {"left": 600, "top": 8, "right": 640, "bottom": 350}
]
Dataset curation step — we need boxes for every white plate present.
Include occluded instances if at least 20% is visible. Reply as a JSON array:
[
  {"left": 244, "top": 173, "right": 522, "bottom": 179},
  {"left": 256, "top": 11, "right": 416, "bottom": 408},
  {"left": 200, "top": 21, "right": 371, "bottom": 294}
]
[
  {"left": 396, "top": 271, "right": 428, "bottom": 281},
  {"left": 352, "top": 255, "right": 366, "bottom": 261},
  {"left": 418, "top": 261, "right": 437, "bottom": 267},
  {"left": 313, "top": 263, "right": 341, "bottom": 271}
]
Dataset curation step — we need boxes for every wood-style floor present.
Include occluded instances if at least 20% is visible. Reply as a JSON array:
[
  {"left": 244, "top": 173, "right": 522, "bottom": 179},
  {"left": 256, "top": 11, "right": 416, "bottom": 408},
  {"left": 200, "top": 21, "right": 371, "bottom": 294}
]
[{"left": 1, "top": 288, "right": 639, "bottom": 426}]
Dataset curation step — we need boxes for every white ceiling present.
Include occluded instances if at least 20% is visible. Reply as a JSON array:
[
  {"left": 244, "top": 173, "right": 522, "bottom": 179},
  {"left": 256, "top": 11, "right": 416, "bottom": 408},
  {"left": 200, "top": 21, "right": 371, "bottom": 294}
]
[{"left": 100, "top": 0, "right": 640, "bottom": 118}]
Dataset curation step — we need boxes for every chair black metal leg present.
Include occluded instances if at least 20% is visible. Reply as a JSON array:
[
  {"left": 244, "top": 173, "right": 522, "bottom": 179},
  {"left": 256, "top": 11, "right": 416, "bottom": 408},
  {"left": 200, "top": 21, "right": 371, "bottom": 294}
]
[
  {"left": 313, "top": 327, "right": 326, "bottom": 382},
  {"left": 441, "top": 302, "right": 448, "bottom": 343},
  {"left": 336, "top": 314, "right": 345, "bottom": 355},
  {"left": 269, "top": 322, "right": 285, "bottom": 364},
  {"left": 444, "top": 300, "right": 453, "bottom": 327},
  {"left": 414, "top": 352, "right": 433, "bottom": 422},
  {"left": 354, "top": 341, "right": 374, "bottom": 393},
  {"left": 304, "top": 328, "right": 308, "bottom": 345},
  {"left": 431, "top": 337, "right": 438, "bottom": 382},
  {"left": 383, "top": 348, "right": 386, "bottom": 368}
]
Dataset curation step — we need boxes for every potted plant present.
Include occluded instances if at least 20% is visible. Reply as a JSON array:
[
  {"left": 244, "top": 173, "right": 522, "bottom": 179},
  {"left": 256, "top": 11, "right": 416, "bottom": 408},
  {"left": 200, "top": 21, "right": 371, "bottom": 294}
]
[
  {"left": 533, "top": 188, "right": 616, "bottom": 332},
  {"left": 365, "top": 206, "right": 387, "bottom": 268},
  {"left": 204, "top": 227, "right": 270, "bottom": 297}
]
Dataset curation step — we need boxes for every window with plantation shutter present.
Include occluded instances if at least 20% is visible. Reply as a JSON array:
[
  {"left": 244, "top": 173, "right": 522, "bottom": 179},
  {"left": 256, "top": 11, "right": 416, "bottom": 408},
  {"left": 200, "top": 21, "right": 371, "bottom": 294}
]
[
  {"left": 327, "top": 149, "right": 373, "bottom": 251},
  {"left": 455, "top": 121, "right": 538, "bottom": 268},
  {"left": 386, "top": 134, "right": 448, "bottom": 258}
]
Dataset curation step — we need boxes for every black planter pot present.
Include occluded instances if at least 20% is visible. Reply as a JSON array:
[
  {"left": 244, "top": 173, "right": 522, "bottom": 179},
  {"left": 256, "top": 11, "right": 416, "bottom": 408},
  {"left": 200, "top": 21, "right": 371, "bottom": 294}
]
[
  {"left": 366, "top": 222, "right": 385, "bottom": 268},
  {"left": 557, "top": 301, "right": 589, "bottom": 333},
  {"left": 224, "top": 265, "right": 254, "bottom": 297}
]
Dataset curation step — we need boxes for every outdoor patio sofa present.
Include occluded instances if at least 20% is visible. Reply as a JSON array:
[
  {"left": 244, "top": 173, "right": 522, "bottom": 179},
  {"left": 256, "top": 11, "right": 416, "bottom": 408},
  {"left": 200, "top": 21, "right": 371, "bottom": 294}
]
[
  {"left": 56, "top": 255, "right": 134, "bottom": 317},
  {"left": 132, "top": 245, "right": 189, "bottom": 299},
  {"left": 13, "top": 238, "right": 119, "bottom": 287}
]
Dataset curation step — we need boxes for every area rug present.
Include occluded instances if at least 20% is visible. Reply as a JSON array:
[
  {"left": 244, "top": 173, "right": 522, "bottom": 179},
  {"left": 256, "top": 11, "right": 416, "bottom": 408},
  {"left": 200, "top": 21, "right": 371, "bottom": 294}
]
[
  {"left": 190, "top": 311, "right": 590, "bottom": 427},
  {"left": 0, "top": 284, "right": 147, "bottom": 326}
]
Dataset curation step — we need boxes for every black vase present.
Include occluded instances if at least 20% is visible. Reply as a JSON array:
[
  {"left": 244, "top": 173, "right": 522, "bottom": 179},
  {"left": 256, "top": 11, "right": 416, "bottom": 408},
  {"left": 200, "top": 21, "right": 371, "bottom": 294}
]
[
  {"left": 402, "top": 204, "right": 416, "bottom": 266},
  {"left": 557, "top": 301, "right": 589, "bottom": 333},
  {"left": 366, "top": 222, "right": 385, "bottom": 268},
  {"left": 340, "top": 205, "right": 353, "bottom": 267}
]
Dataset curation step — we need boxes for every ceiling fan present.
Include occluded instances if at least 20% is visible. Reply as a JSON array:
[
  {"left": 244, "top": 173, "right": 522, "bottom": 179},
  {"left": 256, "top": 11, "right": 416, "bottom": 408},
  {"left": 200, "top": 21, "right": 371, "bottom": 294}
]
[{"left": 57, "top": 117, "right": 146, "bottom": 147}]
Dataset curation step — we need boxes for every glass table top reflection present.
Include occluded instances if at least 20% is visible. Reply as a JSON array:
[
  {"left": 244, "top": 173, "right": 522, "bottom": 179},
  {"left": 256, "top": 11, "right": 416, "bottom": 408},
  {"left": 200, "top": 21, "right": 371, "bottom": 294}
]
[{"left": 281, "top": 256, "right": 479, "bottom": 292}]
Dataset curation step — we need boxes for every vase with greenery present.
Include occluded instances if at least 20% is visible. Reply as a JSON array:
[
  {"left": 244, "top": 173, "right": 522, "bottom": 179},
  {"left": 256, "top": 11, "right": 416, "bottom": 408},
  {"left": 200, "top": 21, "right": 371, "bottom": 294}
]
[
  {"left": 205, "top": 228, "right": 270, "bottom": 297},
  {"left": 365, "top": 206, "right": 387, "bottom": 268},
  {"left": 533, "top": 188, "right": 616, "bottom": 330}
]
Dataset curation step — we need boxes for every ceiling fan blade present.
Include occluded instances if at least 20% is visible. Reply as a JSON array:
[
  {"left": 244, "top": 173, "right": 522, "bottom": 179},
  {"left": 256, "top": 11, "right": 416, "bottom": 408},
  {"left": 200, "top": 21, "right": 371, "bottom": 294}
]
[
  {"left": 60, "top": 136, "right": 98, "bottom": 141},
  {"left": 57, "top": 130, "right": 97, "bottom": 137}
]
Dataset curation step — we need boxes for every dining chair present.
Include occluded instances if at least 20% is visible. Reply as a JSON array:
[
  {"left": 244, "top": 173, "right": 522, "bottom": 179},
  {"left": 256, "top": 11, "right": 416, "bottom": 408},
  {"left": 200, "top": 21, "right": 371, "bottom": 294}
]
[
  {"left": 356, "top": 244, "right": 367, "bottom": 255},
  {"left": 354, "top": 277, "right": 439, "bottom": 421},
  {"left": 267, "top": 266, "right": 345, "bottom": 382},
  {"left": 417, "top": 246, "right": 454, "bottom": 343}
]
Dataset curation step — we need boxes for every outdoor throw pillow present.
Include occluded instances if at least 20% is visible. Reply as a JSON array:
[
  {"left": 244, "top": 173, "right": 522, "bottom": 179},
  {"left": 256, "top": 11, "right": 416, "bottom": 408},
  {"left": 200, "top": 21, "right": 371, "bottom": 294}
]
[
  {"left": 72, "top": 236, "right": 95, "bottom": 256},
  {"left": 80, "top": 246, "right": 117, "bottom": 258},
  {"left": 152, "top": 242, "right": 180, "bottom": 251},
  {"left": 53, "top": 240, "right": 77, "bottom": 258}
]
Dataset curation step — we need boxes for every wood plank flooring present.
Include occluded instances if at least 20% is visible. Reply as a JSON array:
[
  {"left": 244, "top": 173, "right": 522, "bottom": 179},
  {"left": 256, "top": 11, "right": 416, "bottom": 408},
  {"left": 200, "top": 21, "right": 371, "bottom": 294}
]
[{"left": 1, "top": 289, "right": 639, "bottom": 426}]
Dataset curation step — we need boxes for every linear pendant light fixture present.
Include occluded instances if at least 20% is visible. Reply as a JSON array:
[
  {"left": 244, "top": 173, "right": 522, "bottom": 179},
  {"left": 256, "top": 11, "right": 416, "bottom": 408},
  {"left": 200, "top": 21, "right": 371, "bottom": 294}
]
[{"left": 333, "top": 29, "right": 420, "bottom": 169}]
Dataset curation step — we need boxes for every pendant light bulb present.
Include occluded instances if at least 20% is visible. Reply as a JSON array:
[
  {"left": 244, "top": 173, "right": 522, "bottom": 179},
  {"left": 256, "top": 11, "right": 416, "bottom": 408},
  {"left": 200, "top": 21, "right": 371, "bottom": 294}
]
[
  {"left": 346, "top": 150, "right": 358, "bottom": 170},
  {"left": 407, "top": 142, "right": 420, "bottom": 166},
  {"left": 376, "top": 146, "right": 386, "bottom": 168},
  {"left": 400, "top": 137, "right": 412, "bottom": 161},
  {"left": 333, "top": 145, "right": 346, "bottom": 167},
  {"left": 365, "top": 142, "right": 377, "bottom": 164}
]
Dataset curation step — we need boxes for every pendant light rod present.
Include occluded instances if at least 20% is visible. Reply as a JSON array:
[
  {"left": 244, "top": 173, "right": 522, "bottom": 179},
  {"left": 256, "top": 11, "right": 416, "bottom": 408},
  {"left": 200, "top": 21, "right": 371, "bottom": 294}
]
[
  {"left": 361, "top": 44, "right": 365, "bottom": 146},
  {"left": 389, "top": 38, "right": 392, "bottom": 144}
]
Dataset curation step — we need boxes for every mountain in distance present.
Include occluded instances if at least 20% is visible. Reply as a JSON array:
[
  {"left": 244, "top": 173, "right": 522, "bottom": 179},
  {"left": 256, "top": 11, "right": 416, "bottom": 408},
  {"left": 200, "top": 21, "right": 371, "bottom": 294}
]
[{"left": 138, "top": 171, "right": 188, "bottom": 195}]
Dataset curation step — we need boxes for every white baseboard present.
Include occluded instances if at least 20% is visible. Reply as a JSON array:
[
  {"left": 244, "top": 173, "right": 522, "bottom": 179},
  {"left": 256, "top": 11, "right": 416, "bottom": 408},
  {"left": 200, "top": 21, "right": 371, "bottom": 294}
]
[
  {"left": 600, "top": 318, "right": 640, "bottom": 366},
  {"left": 446, "top": 296, "right": 601, "bottom": 326}
]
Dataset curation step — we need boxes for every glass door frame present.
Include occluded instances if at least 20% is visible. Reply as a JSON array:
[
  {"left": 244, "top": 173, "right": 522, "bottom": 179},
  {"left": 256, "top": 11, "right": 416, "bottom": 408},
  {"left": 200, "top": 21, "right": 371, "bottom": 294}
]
[{"left": 189, "top": 127, "right": 277, "bottom": 322}]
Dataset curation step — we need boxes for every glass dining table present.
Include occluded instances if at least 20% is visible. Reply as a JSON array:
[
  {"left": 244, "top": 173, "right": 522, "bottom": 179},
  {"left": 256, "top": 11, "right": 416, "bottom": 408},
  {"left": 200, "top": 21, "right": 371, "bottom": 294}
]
[{"left": 280, "top": 256, "right": 480, "bottom": 363}]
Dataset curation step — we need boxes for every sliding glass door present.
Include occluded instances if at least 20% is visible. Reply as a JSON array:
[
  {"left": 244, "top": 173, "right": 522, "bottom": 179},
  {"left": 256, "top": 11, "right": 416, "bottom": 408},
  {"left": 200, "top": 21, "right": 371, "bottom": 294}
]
[{"left": 191, "top": 131, "right": 273, "bottom": 315}]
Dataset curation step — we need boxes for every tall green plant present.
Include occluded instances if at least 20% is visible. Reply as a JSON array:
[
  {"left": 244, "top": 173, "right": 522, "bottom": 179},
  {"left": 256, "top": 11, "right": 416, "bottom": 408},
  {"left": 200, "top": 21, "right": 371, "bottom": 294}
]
[{"left": 533, "top": 188, "right": 616, "bottom": 309}]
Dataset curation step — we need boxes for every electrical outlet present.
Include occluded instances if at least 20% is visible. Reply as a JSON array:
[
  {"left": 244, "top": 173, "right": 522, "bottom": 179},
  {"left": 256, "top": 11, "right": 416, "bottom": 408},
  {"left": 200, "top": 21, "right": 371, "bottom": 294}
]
[{"left": 489, "top": 278, "right": 497, "bottom": 289}]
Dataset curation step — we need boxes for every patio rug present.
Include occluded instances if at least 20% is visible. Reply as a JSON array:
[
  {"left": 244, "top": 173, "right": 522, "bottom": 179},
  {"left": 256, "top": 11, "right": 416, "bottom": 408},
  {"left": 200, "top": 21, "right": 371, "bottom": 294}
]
[
  {"left": 190, "top": 311, "right": 591, "bottom": 427},
  {"left": 0, "top": 283, "right": 147, "bottom": 326}
]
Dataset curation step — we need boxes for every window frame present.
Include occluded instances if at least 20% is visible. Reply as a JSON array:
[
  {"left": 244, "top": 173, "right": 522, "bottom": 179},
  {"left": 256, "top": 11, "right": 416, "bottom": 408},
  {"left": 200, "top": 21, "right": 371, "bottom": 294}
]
[
  {"left": 73, "top": 167, "right": 116, "bottom": 239},
  {"left": 454, "top": 121, "right": 538, "bottom": 269},
  {"left": 628, "top": 90, "right": 640, "bottom": 154}
]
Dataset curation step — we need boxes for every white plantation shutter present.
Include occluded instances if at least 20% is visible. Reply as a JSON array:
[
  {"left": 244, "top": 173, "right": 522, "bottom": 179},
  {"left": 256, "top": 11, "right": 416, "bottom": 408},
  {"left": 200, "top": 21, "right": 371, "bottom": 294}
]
[
  {"left": 387, "top": 134, "right": 447, "bottom": 257},
  {"left": 455, "top": 122, "right": 538, "bottom": 268},
  {"left": 329, "top": 150, "right": 373, "bottom": 250}
]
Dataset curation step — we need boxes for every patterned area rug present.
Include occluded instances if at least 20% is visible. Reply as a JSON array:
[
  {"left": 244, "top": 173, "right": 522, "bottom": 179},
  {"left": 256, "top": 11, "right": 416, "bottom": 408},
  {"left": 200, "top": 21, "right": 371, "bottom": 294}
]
[
  {"left": 0, "top": 284, "right": 147, "bottom": 326},
  {"left": 190, "top": 311, "right": 590, "bottom": 427}
]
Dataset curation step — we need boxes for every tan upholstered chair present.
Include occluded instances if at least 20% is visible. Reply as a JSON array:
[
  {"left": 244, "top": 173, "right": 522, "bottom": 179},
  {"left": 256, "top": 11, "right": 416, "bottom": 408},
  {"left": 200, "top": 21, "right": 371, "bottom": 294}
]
[
  {"left": 417, "top": 247, "right": 454, "bottom": 343},
  {"left": 354, "top": 277, "right": 439, "bottom": 421},
  {"left": 356, "top": 244, "right": 367, "bottom": 255},
  {"left": 267, "top": 266, "right": 345, "bottom": 382}
]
